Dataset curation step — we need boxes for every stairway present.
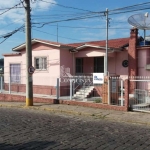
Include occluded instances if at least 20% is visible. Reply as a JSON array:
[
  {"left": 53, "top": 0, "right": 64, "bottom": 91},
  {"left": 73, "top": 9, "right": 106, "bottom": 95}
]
[{"left": 73, "top": 86, "right": 94, "bottom": 99}]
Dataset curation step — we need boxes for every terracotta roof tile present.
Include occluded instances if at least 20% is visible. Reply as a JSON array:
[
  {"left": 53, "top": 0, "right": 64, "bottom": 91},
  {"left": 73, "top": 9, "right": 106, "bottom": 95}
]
[{"left": 65, "top": 37, "right": 130, "bottom": 48}]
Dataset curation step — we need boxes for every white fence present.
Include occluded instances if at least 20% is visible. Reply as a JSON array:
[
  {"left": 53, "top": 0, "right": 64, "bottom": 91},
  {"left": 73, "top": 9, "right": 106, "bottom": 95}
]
[{"left": 129, "top": 78, "right": 150, "bottom": 112}]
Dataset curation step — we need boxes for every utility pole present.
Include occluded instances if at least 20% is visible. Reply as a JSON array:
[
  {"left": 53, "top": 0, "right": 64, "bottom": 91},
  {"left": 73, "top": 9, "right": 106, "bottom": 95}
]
[
  {"left": 104, "top": 8, "right": 108, "bottom": 76},
  {"left": 25, "top": 0, "right": 33, "bottom": 106}
]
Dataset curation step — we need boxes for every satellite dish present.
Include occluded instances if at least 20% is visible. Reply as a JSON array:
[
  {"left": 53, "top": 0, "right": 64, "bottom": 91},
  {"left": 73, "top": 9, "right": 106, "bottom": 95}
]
[
  {"left": 128, "top": 13, "right": 150, "bottom": 45},
  {"left": 128, "top": 13, "right": 150, "bottom": 30}
]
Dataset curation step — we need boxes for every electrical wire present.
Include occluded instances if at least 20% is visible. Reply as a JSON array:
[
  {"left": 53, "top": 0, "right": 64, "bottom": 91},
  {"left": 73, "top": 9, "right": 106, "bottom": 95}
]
[
  {"left": 110, "top": 2, "right": 150, "bottom": 12},
  {"left": 0, "top": 1, "right": 24, "bottom": 16},
  {"left": 38, "top": 0, "right": 97, "bottom": 13},
  {"left": 43, "top": 24, "right": 130, "bottom": 30},
  {"left": 32, "top": 14, "right": 102, "bottom": 28},
  {"left": 32, "top": 28, "right": 87, "bottom": 42}
]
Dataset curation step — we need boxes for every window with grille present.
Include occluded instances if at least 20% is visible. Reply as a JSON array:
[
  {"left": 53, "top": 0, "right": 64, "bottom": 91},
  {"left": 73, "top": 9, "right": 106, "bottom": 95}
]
[
  {"left": 94, "top": 57, "right": 104, "bottom": 73},
  {"left": 34, "top": 57, "right": 47, "bottom": 70},
  {"left": 76, "top": 58, "right": 83, "bottom": 73}
]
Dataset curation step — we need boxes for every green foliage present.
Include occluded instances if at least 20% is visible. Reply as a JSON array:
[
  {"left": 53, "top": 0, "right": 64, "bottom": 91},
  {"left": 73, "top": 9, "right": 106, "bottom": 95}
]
[{"left": 94, "top": 98, "right": 102, "bottom": 103}]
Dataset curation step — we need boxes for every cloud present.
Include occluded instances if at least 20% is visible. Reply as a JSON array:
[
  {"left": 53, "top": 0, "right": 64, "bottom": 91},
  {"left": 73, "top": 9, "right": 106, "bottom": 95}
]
[
  {"left": 31, "top": 0, "right": 56, "bottom": 10},
  {"left": 0, "top": 0, "right": 56, "bottom": 24}
]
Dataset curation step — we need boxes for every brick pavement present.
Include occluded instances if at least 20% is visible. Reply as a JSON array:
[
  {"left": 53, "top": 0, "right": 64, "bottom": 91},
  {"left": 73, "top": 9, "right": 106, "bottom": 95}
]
[{"left": 0, "top": 107, "right": 150, "bottom": 149}]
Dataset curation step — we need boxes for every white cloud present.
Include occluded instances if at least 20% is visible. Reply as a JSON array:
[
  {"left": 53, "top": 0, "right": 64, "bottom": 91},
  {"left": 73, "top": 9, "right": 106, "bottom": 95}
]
[
  {"left": 32, "top": 0, "right": 56, "bottom": 10},
  {"left": 0, "top": 0, "right": 56, "bottom": 24}
]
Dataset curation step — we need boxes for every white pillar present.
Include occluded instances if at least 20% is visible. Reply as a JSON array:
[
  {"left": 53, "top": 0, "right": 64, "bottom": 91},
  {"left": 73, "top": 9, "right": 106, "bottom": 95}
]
[
  {"left": 70, "top": 79, "right": 72, "bottom": 100},
  {"left": 108, "top": 77, "right": 110, "bottom": 104},
  {"left": 9, "top": 76, "right": 11, "bottom": 94},
  {"left": 121, "top": 80, "right": 124, "bottom": 106},
  {"left": 56, "top": 78, "right": 59, "bottom": 99}
]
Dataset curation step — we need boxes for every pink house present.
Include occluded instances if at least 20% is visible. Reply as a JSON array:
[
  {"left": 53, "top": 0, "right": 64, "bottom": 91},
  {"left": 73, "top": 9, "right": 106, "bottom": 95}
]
[{"left": 3, "top": 28, "right": 150, "bottom": 97}]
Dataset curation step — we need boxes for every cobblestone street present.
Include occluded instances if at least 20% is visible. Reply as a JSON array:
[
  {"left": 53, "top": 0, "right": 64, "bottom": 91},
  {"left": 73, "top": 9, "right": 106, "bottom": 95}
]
[{"left": 0, "top": 107, "right": 150, "bottom": 150}]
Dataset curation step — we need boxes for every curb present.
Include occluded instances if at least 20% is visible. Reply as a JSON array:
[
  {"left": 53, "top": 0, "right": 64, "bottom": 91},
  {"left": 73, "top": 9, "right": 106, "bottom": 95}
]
[
  {"left": 0, "top": 104, "right": 150, "bottom": 126},
  {"left": 0, "top": 104, "right": 110, "bottom": 119}
]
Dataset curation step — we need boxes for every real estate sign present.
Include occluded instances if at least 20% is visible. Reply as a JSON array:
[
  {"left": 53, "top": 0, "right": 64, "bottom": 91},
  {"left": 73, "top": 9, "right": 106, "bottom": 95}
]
[{"left": 93, "top": 73, "right": 104, "bottom": 84}]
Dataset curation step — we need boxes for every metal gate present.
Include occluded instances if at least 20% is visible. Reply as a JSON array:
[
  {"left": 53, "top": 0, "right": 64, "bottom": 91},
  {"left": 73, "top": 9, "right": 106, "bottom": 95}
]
[
  {"left": 129, "top": 78, "right": 150, "bottom": 112},
  {"left": 109, "top": 77, "right": 125, "bottom": 106}
]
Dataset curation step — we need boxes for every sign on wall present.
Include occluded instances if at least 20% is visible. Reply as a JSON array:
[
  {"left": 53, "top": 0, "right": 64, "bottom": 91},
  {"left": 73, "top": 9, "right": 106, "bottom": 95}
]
[{"left": 93, "top": 73, "right": 104, "bottom": 84}]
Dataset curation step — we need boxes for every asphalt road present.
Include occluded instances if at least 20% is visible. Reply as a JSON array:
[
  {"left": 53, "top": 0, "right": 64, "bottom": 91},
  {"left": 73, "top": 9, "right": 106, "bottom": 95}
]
[{"left": 0, "top": 107, "right": 150, "bottom": 150}]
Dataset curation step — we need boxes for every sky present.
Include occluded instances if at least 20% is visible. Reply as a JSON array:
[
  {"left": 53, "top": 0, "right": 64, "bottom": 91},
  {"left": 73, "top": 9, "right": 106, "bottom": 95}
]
[{"left": 0, "top": 0, "right": 150, "bottom": 57}]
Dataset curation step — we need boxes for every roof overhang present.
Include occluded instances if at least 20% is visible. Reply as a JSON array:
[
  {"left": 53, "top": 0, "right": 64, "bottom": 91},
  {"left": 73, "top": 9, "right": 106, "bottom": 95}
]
[
  {"left": 12, "top": 39, "right": 61, "bottom": 51},
  {"left": 3, "top": 52, "right": 21, "bottom": 57}
]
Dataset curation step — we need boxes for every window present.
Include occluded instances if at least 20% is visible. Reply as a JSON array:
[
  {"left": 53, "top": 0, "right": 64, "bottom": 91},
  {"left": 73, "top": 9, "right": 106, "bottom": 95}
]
[
  {"left": 94, "top": 57, "right": 104, "bottom": 73},
  {"left": 10, "top": 64, "right": 21, "bottom": 83},
  {"left": 34, "top": 57, "right": 47, "bottom": 70},
  {"left": 76, "top": 58, "right": 83, "bottom": 73}
]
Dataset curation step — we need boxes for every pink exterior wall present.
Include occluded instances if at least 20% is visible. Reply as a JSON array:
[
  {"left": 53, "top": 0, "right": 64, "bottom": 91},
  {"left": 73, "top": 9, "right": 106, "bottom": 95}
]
[
  {"left": 108, "top": 56, "right": 116, "bottom": 75},
  {"left": 60, "top": 49, "right": 73, "bottom": 75},
  {"left": 74, "top": 47, "right": 128, "bottom": 76},
  {"left": 138, "top": 48, "right": 150, "bottom": 76},
  {"left": 115, "top": 51, "right": 128, "bottom": 75},
  {"left": 75, "top": 47, "right": 115, "bottom": 58},
  {"left": 108, "top": 51, "right": 128, "bottom": 76},
  {"left": 4, "top": 43, "right": 60, "bottom": 86}
]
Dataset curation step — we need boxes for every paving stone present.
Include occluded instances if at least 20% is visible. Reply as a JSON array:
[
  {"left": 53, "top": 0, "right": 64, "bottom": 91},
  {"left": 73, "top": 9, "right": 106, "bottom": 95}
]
[{"left": 0, "top": 107, "right": 149, "bottom": 150}]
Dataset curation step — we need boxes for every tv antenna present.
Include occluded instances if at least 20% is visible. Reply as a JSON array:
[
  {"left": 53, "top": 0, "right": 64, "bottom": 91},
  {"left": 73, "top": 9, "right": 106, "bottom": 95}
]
[{"left": 128, "top": 12, "right": 150, "bottom": 45}]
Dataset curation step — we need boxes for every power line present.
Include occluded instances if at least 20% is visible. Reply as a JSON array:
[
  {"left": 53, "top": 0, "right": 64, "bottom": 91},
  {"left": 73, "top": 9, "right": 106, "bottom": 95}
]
[
  {"left": 0, "top": 25, "right": 24, "bottom": 45},
  {"left": 38, "top": 0, "right": 98, "bottom": 13},
  {"left": 0, "top": 7, "right": 23, "bottom": 10},
  {"left": 109, "top": 7, "right": 150, "bottom": 15},
  {"left": 32, "top": 14, "right": 103, "bottom": 28},
  {"left": 0, "top": 1, "right": 24, "bottom": 16},
  {"left": 109, "top": 2, "right": 150, "bottom": 12},
  {"left": 41, "top": 24, "right": 130, "bottom": 30},
  {"left": 32, "top": 28, "right": 87, "bottom": 42}
]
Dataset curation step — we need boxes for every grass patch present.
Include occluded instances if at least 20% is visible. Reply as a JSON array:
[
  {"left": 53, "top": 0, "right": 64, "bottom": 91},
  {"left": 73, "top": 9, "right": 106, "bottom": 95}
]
[{"left": 93, "top": 98, "right": 102, "bottom": 103}]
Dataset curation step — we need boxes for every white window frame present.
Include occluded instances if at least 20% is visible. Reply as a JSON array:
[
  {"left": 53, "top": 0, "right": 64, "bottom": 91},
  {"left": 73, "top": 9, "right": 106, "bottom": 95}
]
[{"left": 34, "top": 57, "right": 47, "bottom": 70}]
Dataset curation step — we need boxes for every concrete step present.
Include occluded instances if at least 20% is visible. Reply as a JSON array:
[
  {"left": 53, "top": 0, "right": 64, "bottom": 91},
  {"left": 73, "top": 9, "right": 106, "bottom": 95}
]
[
  {"left": 74, "top": 85, "right": 94, "bottom": 99},
  {"left": 76, "top": 90, "right": 92, "bottom": 94}
]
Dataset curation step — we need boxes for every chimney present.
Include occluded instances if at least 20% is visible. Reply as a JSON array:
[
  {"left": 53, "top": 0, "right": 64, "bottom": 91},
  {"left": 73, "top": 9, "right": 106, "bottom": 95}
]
[{"left": 128, "top": 28, "right": 138, "bottom": 93}]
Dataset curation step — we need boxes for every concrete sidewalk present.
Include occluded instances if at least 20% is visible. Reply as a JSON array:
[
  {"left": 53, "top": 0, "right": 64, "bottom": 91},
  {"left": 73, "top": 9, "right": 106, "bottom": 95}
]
[{"left": 0, "top": 102, "right": 150, "bottom": 126}]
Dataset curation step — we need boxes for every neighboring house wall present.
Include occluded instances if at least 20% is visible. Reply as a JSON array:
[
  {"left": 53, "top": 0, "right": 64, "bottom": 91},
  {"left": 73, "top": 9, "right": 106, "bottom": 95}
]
[{"left": 4, "top": 43, "right": 60, "bottom": 95}]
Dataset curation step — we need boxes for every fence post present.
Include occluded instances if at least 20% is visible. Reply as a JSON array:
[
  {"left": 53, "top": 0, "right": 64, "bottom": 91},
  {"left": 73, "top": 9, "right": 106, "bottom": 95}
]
[
  {"left": 70, "top": 79, "right": 72, "bottom": 100},
  {"left": 56, "top": 78, "right": 59, "bottom": 99},
  {"left": 108, "top": 77, "right": 110, "bottom": 104},
  {"left": 73, "top": 80, "right": 75, "bottom": 96},
  {"left": 0, "top": 76, "right": 3, "bottom": 93},
  {"left": 121, "top": 80, "right": 123, "bottom": 106},
  {"left": 9, "top": 76, "right": 11, "bottom": 94}
]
